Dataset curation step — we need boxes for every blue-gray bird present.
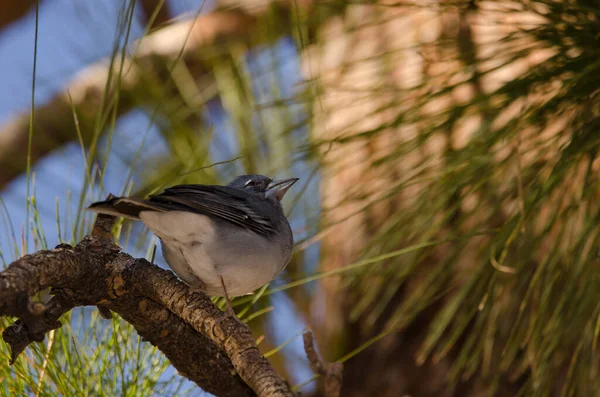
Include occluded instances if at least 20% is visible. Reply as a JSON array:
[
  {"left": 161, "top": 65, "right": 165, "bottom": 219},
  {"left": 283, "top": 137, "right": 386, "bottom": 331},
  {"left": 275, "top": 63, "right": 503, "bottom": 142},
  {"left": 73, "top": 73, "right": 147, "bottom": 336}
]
[{"left": 87, "top": 175, "right": 298, "bottom": 315}]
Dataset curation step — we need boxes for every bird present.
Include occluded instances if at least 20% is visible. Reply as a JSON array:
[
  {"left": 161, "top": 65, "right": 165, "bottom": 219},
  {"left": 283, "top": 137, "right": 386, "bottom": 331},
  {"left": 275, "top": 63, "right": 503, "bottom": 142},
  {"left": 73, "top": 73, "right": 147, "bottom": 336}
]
[{"left": 87, "top": 174, "right": 298, "bottom": 316}]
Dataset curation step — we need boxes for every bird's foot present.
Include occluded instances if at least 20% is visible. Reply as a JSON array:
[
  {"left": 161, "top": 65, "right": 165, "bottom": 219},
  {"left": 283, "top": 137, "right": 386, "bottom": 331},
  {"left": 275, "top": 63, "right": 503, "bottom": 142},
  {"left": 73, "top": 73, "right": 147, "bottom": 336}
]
[
  {"left": 225, "top": 301, "right": 236, "bottom": 318},
  {"left": 224, "top": 302, "right": 247, "bottom": 328},
  {"left": 219, "top": 276, "right": 246, "bottom": 326}
]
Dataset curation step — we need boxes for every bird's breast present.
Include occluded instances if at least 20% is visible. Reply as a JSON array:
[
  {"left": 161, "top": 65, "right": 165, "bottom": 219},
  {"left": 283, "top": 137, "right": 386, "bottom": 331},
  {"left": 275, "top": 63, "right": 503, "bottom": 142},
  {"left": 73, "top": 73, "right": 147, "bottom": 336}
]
[
  {"left": 206, "top": 224, "right": 291, "bottom": 296},
  {"left": 139, "top": 210, "right": 292, "bottom": 297}
]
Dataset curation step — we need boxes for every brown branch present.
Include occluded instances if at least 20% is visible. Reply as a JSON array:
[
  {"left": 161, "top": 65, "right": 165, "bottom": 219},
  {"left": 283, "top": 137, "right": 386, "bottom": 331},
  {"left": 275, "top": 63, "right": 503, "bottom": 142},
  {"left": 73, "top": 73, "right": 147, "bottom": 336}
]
[
  {"left": 122, "top": 262, "right": 294, "bottom": 396},
  {"left": 138, "top": 0, "right": 173, "bottom": 29},
  {"left": 303, "top": 331, "right": 343, "bottom": 397},
  {"left": 0, "top": 0, "right": 38, "bottom": 32},
  {"left": 0, "top": 210, "right": 293, "bottom": 397},
  {"left": 3, "top": 292, "right": 74, "bottom": 364}
]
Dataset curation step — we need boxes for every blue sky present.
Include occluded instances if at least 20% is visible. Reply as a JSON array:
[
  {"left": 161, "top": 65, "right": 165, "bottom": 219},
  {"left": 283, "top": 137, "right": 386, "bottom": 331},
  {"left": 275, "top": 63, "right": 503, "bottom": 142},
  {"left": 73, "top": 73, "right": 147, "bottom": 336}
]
[{"left": 0, "top": 0, "right": 317, "bottom": 394}]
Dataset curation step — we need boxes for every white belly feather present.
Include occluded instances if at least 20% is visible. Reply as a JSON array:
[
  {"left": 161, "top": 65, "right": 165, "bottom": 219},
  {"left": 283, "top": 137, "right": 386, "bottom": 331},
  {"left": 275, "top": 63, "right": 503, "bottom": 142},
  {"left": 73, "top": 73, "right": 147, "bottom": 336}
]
[{"left": 139, "top": 211, "right": 285, "bottom": 296}]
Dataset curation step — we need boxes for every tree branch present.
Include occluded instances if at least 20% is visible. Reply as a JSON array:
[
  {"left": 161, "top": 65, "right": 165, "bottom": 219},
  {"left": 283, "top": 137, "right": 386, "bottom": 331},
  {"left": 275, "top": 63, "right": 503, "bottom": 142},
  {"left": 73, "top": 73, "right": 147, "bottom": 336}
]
[
  {"left": 0, "top": 0, "right": 38, "bottom": 33},
  {"left": 138, "top": 0, "right": 173, "bottom": 29},
  {"left": 3, "top": 291, "right": 73, "bottom": 364},
  {"left": 0, "top": 211, "right": 293, "bottom": 397},
  {"left": 303, "top": 331, "right": 343, "bottom": 397}
]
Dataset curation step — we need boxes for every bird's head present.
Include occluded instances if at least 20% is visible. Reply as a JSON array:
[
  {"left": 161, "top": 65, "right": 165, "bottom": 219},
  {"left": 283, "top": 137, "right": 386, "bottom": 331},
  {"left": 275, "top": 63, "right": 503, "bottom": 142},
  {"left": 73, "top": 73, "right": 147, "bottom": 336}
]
[{"left": 228, "top": 174, "right": 299, "bottom": 201}]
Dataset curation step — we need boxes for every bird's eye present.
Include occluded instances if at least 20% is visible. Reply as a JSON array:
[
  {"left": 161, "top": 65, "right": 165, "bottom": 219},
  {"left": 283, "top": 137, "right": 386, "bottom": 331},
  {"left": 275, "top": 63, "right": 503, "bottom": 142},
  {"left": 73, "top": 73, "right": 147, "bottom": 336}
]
[{"left": 244, "top": 179, "right": 256, "bottom": 187}]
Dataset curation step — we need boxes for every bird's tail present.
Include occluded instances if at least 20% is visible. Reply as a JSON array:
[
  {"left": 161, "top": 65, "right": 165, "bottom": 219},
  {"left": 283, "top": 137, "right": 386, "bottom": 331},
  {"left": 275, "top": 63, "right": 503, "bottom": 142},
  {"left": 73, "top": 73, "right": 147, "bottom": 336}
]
[{"left": 87, "top": 196, "right": 161, "bottom": 220}]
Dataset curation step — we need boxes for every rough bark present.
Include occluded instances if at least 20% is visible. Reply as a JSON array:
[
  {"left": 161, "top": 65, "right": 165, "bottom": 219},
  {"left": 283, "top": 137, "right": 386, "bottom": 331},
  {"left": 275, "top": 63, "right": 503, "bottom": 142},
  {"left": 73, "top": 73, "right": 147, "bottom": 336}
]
[
  {"left": 0, "top": 212, "right": 293, "bottom": 397},
  {"left": 302, "top": 3, "right": 548, "bottom": 396}
]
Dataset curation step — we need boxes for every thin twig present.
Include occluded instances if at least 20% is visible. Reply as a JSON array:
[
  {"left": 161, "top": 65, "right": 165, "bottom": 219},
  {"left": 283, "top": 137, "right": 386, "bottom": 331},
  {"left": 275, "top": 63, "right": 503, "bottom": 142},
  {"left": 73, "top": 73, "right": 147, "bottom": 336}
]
[{"left": 303, "top": 330, "right": 343, "bottom": 397}]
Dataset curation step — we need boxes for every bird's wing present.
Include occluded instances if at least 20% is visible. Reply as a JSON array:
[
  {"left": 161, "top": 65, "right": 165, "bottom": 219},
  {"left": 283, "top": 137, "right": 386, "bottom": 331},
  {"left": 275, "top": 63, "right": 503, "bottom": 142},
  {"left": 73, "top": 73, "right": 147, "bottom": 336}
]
[{"left": 147, "top": 184, "right": 277, "bottom": 237}]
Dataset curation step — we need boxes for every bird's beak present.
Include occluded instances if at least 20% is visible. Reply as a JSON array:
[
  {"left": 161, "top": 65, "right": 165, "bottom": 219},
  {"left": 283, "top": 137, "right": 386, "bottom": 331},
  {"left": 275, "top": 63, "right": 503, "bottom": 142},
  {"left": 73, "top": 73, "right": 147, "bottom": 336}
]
[{"left": 266, "top": 178, "right": 299, "bottom": 201}]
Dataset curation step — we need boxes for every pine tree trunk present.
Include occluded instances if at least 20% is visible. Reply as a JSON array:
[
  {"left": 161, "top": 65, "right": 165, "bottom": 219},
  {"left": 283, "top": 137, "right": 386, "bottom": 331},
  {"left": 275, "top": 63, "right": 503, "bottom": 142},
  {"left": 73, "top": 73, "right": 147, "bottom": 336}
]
[{"left": 303, "top": 3, "right": 545, "bottom": 395}]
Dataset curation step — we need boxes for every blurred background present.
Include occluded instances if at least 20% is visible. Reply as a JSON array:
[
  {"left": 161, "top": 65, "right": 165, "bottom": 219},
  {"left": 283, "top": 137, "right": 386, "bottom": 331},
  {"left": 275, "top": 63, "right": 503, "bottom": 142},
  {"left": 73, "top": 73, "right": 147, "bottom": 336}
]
[{"left": 1, "top": 0, "right": 600, "bottom": 396}]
